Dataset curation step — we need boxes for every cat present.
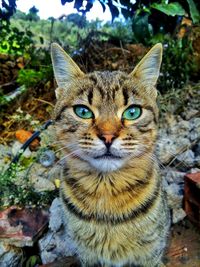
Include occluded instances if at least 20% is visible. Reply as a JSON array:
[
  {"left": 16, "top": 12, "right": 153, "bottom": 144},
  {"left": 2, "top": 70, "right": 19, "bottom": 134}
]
[{"left": 51, "top": 42, "right": 170, "bottom": 267}]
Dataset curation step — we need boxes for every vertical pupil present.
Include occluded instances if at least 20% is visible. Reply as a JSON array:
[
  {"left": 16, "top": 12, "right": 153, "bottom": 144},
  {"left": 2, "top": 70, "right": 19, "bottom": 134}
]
[
  {"left": 130, "top": 109, "right": 135, "bottom": 116},
  {"left": 82, "top": 108, "right": 87, "bottom": 115}
]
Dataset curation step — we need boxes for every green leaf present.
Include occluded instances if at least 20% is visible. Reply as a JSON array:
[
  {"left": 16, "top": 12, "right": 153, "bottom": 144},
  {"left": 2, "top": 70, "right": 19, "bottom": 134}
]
[
  {"left": 186, "top": 0, "right": 200, "bottom": 23},
  {"left": 121, "top": 7, "right": 131, "bottom": 19},
  {"left": 25, "top": 255, "right": 41, "bottom": 267},
  {"left": 107, "top": 1, "right": 119, "bottom": 21},
  {"left": 26, "top": 30, "right": 33, "bottom": 37},
  {"left": 132, "top": 13, "right": 153, "bottom": 44},
  {"left": 39, "top": 36, "right": 44, "bottom": 44},
  {"left": 151, "top": 2, "right": 186, "bottom": 17}
]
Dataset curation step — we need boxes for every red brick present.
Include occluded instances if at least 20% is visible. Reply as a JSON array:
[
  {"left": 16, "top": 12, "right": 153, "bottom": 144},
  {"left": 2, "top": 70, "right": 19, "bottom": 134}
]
[{"left": 184, "top": 172, "right": 200, "bottom": 227}]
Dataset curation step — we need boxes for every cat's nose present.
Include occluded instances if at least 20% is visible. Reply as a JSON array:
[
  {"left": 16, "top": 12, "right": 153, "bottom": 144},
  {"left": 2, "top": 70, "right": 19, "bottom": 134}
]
[{"left": 98, "top": 134, "right": 116, "bottom": 148}]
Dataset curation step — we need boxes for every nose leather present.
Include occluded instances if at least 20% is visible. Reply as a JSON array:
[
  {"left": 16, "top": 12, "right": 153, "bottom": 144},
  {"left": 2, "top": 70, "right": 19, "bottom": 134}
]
[
  {"left": 102, "top": 134, "right": 115, "bottom": 144},
  {"left": 98, "top": 133, "right": 117, "bottom": 149},
  {"left": 96, "top": 119, "right": 120, "bottom": 147}
]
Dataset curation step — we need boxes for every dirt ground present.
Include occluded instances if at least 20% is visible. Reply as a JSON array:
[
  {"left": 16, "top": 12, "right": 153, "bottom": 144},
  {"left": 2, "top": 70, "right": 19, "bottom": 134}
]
[{"left": 165, "top": 219, "right": 200, "bottom": 267}]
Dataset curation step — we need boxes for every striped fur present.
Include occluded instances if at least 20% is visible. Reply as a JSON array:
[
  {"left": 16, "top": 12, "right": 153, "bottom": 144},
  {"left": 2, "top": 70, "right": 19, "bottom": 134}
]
[{"left": 51, "top": 43, "right": 170, "bottom": 267}]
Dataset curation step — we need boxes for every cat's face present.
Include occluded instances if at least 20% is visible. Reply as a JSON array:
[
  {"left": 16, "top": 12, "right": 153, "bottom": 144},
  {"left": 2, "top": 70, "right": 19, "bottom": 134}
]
[{"left": 51, "top": 44, "right": 162, "bottom": 172}]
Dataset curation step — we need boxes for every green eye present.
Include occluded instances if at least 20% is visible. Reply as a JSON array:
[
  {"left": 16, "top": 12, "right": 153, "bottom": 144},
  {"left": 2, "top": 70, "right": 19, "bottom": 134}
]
[
  {"left": 74, "top": 105, "right": 94, "bottom": 119},
  {"left": 122, "top": 105, "right": 142, "bottom": 120}
]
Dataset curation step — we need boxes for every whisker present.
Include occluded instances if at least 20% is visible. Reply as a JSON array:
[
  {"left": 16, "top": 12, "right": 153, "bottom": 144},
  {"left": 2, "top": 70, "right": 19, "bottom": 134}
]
[
  {"left": 56, "top": 149, "right": 80, "bottom": 165},
  {"left": 55, "top": 144, "right": 77, "bottom": 153},
  {"left": 49, "top": 149, "right": 81, "bottom": 175}
]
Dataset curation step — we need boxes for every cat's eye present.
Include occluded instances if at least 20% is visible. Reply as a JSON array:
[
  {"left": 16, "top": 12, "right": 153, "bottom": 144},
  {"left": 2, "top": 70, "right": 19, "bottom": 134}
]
[
  {"left": 73, "top": 105, "right": 94, "bottom": 119},
  {"left": 122, "top": 105, "right": 142, "bottom": 120}
]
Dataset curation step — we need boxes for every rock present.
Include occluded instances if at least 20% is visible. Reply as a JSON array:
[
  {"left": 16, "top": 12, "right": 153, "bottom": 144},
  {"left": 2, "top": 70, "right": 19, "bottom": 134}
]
[
  {"left": 194, "top": 156, "right": 200, "bottom": 167},
  {"left": 163, "top": 168, "right": 186, "bottom": 184},
  {"left": 165, "top": 183, "right": 183, "bottom": 209},
  {"left": 183, "top": 109, "right": 199, "bottom": 120},
  {"left": 39, "top": 198, "right": 77, "bottom": 264},
  {"left": 0, "top": 145, "right": 12, "bottom": 159},
  {"left": 170, "top": 120, "right": 190, "bottom": 137},
  {"left": 28, "top": 163, "right": 47, "bottom": 177},
  {"left": 156, "top": 134, "right": 190, "bottom": 164},
  {"left": 165, "top": 181, "right": 186, "bottom": 224},
  {"left": 0, "top": 205, "right": 49, "bottom": 267},
  {"left": 172, "top": 208, "right": 186, "bottom": 224},
  {"left": 39, "top": 150, "right": 55, "bottom": 167},
  {"left": 189, "top": 117, "right": 200, "bottom": 142},
  {"left": 189, "top": 167, "right": 200, "bottom": 173},
  {"left": 40, "top": 126, "right": 56, "bottom": 148},
  {"left": 163, "top": 113, "right": 177, "bottom": 128},
  {"left": 39, "top": 229, "right": 77, "bottom": 264},
  {"left": 48, "top": 162, "right": 64, "bottom": 183},
  {"left": 12, "top": 141, "right": 32, "bottom": 158},
  {"left": 193, "top": 142, "right": 200, "bottom": 156},
  {"left": 0, "top": 206, "right": 49, "bottom": 247},
  {"left": 28, "top": 164, "right": 55, "bottom": 192},
  {"left": 161, "top": 174, "right": 169, "bottom": 189},
  {"left": 49, "top": 198, "right": 63, "bottom": 232},
  {"left": 0, "top": 243, "right": 22, "bottom": 267},
  {"left": 176, "top": 150, "right": 195, "bottom": 168},
  {"left": 30, "top": 175, "right": 55, "bottom": 192},
  {"left": 156, "top": 117, "right": 200, "bottom": 165}
]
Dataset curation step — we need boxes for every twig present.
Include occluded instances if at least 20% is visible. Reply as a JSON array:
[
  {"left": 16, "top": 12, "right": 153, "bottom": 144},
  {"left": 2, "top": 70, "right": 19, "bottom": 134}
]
[
  {"left": 120, "top": 40, "right": 126, "bottom": 59},
  {"left": 33, "top": 98, "right": 55, "bottom": 107},
  {"left": 103, "top": 47, "right": 131, "bottom": 54}
]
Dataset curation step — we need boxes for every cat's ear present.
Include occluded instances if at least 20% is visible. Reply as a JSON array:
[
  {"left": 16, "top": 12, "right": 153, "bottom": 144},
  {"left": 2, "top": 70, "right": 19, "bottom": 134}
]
[
  {"left": 51, "top": 43, "right": 84, "bottom": 97},
  {"left": 129, "top": 43, "right": 162, "bottom": 87}
]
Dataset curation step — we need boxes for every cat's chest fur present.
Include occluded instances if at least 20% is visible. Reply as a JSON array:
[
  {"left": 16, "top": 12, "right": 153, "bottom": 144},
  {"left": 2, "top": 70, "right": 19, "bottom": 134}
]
[
  {"left": 60, "top": 170, "right": 168, "bottom": 267},
  {"left": 60, "top": 161, "right": 159, "bottom": 219}
]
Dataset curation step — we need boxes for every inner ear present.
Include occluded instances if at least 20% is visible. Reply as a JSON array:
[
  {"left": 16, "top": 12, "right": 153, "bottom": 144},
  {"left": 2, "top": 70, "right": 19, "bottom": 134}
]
[
  {"left": 130, "top": 43, "right": 163, "bottom": 87},
  {"left": 51, "top": 43, "right": 85, "bottom": 90}
]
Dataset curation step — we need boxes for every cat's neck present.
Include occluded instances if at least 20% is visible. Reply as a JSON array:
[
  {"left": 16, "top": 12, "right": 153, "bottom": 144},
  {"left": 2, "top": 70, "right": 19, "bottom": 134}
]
[{"left": 62, "top": 151, "right": 158, "bottom": 188}]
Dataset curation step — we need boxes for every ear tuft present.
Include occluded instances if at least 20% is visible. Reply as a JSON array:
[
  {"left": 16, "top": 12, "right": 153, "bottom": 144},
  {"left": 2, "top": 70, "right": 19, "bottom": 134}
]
[
  {"left": 51, "top": 43, "right": 84, "bottom": 90},
  {"left": 130, "top": 43, "right": 163, "bottom": 86}
]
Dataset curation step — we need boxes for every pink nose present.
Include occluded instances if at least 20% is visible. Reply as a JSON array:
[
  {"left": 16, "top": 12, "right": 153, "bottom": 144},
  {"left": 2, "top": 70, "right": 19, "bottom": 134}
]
[{"left": 100, "top": 134, "right": 115, "bottom": 144}]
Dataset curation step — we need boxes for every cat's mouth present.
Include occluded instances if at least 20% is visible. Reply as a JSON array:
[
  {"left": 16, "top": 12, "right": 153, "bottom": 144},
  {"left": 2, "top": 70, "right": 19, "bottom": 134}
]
[{"left": 94, "top": 151, "right": 122, "bottom": 160}]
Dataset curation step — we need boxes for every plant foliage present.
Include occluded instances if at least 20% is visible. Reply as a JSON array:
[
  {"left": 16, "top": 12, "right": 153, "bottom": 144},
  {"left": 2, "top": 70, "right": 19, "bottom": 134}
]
[
  {"left": 160, "top": 37, "right": 197, "bottom": 91},
  {"left": 0, "top": 1, "right": 35, "bottom": 55},
  {"left": 61, "top": 0, "right": 200, "bottom": 22},
  {"left": 0, "top": 162, "right": 57, "bottom": 208}
]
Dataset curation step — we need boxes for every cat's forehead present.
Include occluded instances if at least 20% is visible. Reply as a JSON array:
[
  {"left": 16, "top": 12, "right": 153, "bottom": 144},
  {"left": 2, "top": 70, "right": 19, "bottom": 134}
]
[
  {"left": 89, "top": 71, "right": 126, "bottom": 85},
  {"left": 71, "top": 70, "right": 153, "bottom": 107},
  {"left": 86, "top": 71, "right": 128, "bottom": 104}
]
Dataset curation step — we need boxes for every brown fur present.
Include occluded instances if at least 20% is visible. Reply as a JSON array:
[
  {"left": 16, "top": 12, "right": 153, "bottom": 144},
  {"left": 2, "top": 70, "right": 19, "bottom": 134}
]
[{"left": 51, "top": 43, "right": 170, "bottom": 267}]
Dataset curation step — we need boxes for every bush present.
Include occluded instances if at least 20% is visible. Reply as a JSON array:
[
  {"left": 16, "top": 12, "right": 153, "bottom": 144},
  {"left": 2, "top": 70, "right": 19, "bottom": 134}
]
[{"left": 159, "top": 36, "right": 197, "bottom": 91}]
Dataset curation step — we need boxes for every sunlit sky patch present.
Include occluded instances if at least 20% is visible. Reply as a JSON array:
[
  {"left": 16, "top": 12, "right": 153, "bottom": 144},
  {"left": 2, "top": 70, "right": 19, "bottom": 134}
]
[{"left": 16, "top": 0, "right": 112, "bottom": 21}]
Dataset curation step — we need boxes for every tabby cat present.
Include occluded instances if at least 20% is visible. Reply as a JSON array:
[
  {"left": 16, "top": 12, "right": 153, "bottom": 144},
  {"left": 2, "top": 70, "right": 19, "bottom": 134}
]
[{"left": 51, "top": 43, "right": 170, "bottom": 267}]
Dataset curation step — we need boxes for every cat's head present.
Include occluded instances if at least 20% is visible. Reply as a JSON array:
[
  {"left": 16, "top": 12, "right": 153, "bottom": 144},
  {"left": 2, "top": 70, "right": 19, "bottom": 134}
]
[{"left": 51, "top": 43, "right": 162, "bottom": 172}]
